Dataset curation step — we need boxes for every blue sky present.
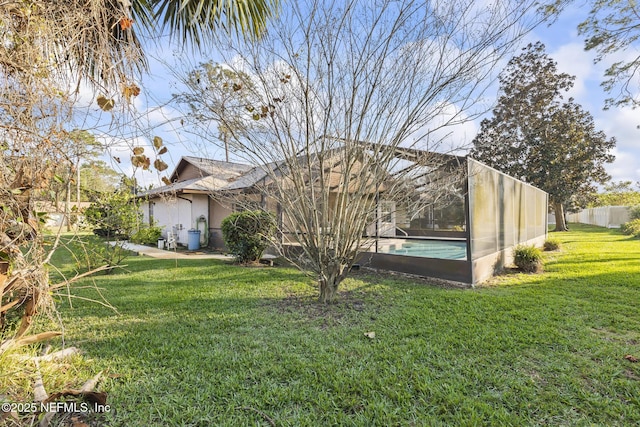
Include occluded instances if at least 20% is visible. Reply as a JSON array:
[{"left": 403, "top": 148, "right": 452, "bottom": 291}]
[
  {"left": 108, "top": 2, "right": 639, "bottom": 190},
  {"left": 528, "top": 2, "right": 639, "bottom": 186},
  {"left": 532, "top": 3, "right": 640, "bottom": 187}
]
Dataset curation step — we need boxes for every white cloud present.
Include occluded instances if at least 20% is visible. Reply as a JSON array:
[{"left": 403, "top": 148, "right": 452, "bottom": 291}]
[
  {"left": 595, "top": 107, "right": 640, "bottom": 151},
  {"left": 538, "top": 23, "right": 640, "bottom": 186},
  {"left": 608, "top": 147, "right": 640, "bottom": 183},
  {"left": 550, "top": 42, "right": 598, "bottom": 101},
  {"left": 408, "top": 102, "right": 480, "bottom": 155},
  {"left": 593, "top": 107, "right": 640, "bottom": 183}
]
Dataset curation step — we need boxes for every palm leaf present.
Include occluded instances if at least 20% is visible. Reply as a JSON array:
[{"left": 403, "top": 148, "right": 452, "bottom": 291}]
[{"left": 150, "top": 0, "right": 280, "bottom": 45}]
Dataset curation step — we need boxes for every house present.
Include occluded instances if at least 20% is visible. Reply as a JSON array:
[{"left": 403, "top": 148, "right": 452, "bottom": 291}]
[
  {"left": 140, "top": 150, "right": 399, "bottom": 250},
  {"left": 139, "top": 156, "right": 265, "bottom": 249},
  {"left": 139, "top": 151, "right": 548, "bottom": 285}
]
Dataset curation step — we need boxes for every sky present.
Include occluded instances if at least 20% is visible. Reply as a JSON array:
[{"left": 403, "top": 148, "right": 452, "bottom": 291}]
[
  {"left": 104, "top": 1, "right": 640, "bottom": 190},
  {"left": 532, "top": 3, "right": 640, "bottom": 187}
]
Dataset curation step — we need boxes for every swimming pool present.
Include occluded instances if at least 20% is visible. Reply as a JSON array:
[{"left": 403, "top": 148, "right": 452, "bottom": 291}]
[{"left": 377, "top": 239, "right": 468, "bottom": 260}]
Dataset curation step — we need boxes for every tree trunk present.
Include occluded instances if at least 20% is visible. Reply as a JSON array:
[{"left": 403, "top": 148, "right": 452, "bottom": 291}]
[
  {"left": 553, "top": 201, "right": 568, "bottom": 232},
  {"left": 65, "top": 176, "right": 72, "bottom": 232},
  {"left": 318, "top": 262, "right": 350, "bottom": 303},
  {"left": 319, "top": 274, "right": 341, "bottom": 304},
  {"left": 76, "top": 160, "right": 81, "bottom": 206},
  {"left": 223, "top": 132, "right": 229, "bottom": 163}
]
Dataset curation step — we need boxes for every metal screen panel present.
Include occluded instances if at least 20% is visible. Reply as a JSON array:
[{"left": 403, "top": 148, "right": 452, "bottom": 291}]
[
  {"left": 468, "top": 158, "right": 547, "bottom": 261},
  {"left": 467, "top": 159, "right": 498, "bottom": 258}
]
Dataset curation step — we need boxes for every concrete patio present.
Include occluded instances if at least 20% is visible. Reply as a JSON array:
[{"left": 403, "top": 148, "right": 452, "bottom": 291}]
[{"left": 112, "top": 241, "right": 233, "bottom": 260}]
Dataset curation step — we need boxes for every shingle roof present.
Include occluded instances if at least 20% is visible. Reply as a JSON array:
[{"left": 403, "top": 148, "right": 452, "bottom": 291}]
[
  {"left": 139, "top": 176, "right": 226, "bottom": 197},
  {"left": 141, "top": 156, "right": 272, "bottom": 197},
  {"left": 169, "top": 156, "right": 253, "bottom": 182},
  {"left": 222, "top": 161, "right": 282, "bottom": 191}
]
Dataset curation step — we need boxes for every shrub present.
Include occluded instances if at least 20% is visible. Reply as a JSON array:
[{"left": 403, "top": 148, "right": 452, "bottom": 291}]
[
  {"left": 543, "top": 237, "right": 561, "bottom": 251},
  {"left": 628, "top": 205, "right": 640, "bottom": 221},
  {"left": 221, "top": 210, "right": 276, "bottom": 264},
  {"left": 621, "top": 218, "right": 640, "bottom": 238},
  {"left": 513, "top": 244, "right": 543, "bottom": 273},
  {"left": 131, "top": 224, "right": 163, "bottom": 245},
  {"left": 84, "top": 190, "right": 141, "bottom": 240}
]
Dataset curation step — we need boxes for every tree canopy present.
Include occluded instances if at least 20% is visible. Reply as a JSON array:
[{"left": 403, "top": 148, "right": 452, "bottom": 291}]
[
  {"left": 577, "top": 0, "right": 640, "bottom": 108},
  {"left": 173, "top": 61, "right": 257, "bottom": 162},
  {"left": 147, "top": 0, "right": 280, "bottom": 46},
  {"left": 0, "top": 0, "right": 280, "bottom": 92},
  {"left": 80, "top": 160, "right": 122, "bottom": 201},
  {"left": 470, "top": 42, "right": 616, "bottom": 231},
  {"left": 592, "top": 181, "right": 640, "bottom": 207}
]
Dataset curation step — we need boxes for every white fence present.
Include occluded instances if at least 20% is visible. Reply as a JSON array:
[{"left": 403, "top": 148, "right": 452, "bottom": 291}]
[{"left": 566, "top": 206, "right": 630, "bottom": 228}]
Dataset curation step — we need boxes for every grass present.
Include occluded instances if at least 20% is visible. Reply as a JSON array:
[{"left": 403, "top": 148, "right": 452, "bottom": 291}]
[{"left": 4, "top": 224, "right": 640, "bottom": 425}]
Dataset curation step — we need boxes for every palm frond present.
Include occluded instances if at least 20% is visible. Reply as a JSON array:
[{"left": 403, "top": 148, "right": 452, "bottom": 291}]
[{"left": 151, "top": 0, "right": 280, "bottom": 45}]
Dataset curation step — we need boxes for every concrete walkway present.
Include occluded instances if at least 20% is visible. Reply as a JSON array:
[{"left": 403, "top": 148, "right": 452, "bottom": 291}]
[{"left": 113, "top": 242, "right": 233, "bottom": 260}]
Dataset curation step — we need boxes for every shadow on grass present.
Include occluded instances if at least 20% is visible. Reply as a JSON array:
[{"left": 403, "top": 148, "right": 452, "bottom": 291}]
[{"left": 47, "top": 227, "right": 640, "bottom": 426}]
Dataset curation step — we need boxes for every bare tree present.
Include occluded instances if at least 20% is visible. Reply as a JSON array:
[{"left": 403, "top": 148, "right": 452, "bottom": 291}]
[
  {"left": 173, "top": 0, "right": 549, "bottom": 302},
  {"left": 173, "top": 62, "right": 258, "bottom": 162}
]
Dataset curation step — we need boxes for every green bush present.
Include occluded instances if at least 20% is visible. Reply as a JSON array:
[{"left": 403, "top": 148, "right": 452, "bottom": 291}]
[
  {"left": 84, "top": 190, "right": 141, "bottom": 240},
  {"left": 628, "top": 205, "right": 640, "bottom": 221},
  {"left": 621, "top": 218, "right": 640, "bottom": 238},
  {"left": 131, "top": 224, "right": 163, "bottom": 245},
  {"left": 221, "top": 210, "right": 276, "bottom": 264},
  {"left": 543, "top": 237, "right": 561, "bottom": 251},
  {"left": 513, "top": 244, "right": 543, "bottom": 273}
]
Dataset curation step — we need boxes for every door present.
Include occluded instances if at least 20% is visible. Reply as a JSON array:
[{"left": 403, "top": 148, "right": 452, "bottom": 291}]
[{"left": 378, "top": 200, "right": 396, "bottom": 237}]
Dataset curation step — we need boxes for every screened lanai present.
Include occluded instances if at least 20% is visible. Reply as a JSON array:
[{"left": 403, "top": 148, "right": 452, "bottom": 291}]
[{"left": 360, "top": 154, "right": 548, "bottom": 285}]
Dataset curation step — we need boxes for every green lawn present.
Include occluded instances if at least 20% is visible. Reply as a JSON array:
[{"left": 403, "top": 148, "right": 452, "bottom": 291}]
[{"left": 26, "top": 225, "right": 640, "bottom": 425}]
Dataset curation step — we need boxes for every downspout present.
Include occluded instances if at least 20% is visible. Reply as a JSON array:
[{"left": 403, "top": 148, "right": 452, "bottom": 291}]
[
  {"left": 207, "top": 195, "right": 212, "bottom": 248},
  {"left": 176, "top": 195, "right": 192, "bottom": 204}
]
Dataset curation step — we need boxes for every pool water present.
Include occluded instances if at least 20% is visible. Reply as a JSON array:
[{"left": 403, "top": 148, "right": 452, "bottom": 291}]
[{"left": 378, "top": 240, "right": 467, "bottom": 260}]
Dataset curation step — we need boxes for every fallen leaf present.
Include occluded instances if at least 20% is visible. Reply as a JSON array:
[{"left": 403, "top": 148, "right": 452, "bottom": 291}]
[
  {"left": 45, "top": 390, "right": 107, "bottom": 407},
  {"left": 72, "top": 417, "right": 89, "bottom": 427},
  {"left": 624, "top": 354, "right": 638, "bottom": 363}
]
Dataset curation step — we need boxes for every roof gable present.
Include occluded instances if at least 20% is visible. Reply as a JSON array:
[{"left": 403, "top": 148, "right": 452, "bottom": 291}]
[{"left": 169, "top": 156, "right": 253, "bottom": 183}]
